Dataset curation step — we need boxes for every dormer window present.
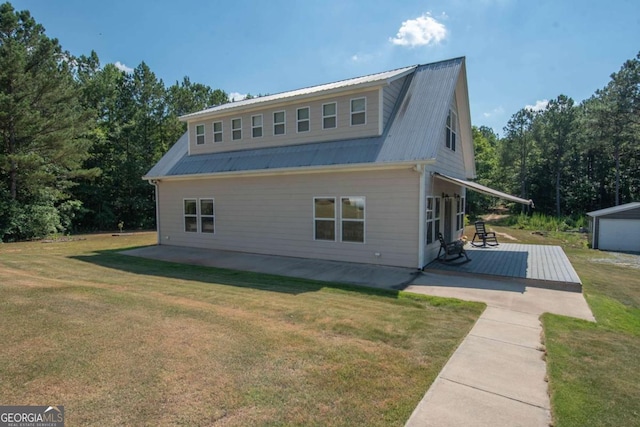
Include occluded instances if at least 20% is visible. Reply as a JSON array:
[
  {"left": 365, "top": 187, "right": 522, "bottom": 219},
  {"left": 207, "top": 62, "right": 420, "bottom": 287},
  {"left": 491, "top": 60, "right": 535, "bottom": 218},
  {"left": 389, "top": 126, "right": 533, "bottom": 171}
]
[
  {"left": 351, "top": 98, "right": 366, "bottom": 125},
  {"left": 297, "top": 107, "right": 310, "bottom": 133},
  {"left": 195, "top": 124, "right": 205, "bottom": 145},
  {"left": 252, "top": 114, "right": 263, "bottom": 138},
  {"left": 323, "top": 102, "right": 337, "bottom": 129},
  {"left": 232, "top": 118, "right": 242, "bottom": 140},
  {"left": 273, "top": 111, "right": 285, "bottom": 135},
  {"left": 445, "top": 110, "right": 457, "bottom": 151}
]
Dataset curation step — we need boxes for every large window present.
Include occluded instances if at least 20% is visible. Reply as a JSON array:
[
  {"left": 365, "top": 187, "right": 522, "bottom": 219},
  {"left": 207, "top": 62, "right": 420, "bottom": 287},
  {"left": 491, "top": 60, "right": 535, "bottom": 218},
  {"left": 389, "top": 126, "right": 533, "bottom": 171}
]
[
  {"left": 213, "top": 121, "right": 223, "bottom": 142},
  {"left": 456, "top": 196, "right": 465, "bottom": 231},
  {"left": 426, "top": 196, "right": 441, "bottom": 244},
  {"left": 341, "top": 197, "right": 365, "bottom": 243},
  {"left": 184, "top": 198, "right": 215, "bottom": 234},
  {"left": 297, "top": 107, "right": 310, "bottom": 133},
  {"left": 322, "top": 102, "right": 337, "bottom": 129},
  {"left": 350, "top": 97, "right": 366, "bottom": 126},
  {"left": 445, "top": 110, "right": 457, "bottom": 151},
  {"left": 195, "top": 124, "right": 205, "bottom": 145},
  {"left": 251, "top": 114, "right": 263, "bottom": 138},
  {"left": 314, "top": 198, "right": 335, "bottom": 241},
  {"left": 273, "top": 111, "right": 286, "bottom": 135},
  {"left": 232, "top": 118, "right": 242, "bottom": 140}
]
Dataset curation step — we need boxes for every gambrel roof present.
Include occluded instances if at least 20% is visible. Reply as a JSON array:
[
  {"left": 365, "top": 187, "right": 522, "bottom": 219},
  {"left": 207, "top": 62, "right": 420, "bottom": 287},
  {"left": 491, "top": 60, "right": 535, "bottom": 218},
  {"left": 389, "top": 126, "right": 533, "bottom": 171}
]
[{"left": 145, "top": 57, "right": 474, "bottom": 180}]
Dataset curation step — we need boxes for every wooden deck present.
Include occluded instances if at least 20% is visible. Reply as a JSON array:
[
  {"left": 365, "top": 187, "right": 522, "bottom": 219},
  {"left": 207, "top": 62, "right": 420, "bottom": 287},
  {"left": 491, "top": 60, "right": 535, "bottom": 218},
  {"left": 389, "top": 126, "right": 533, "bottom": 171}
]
[{"left": 426, "top": 243, "right": 582, "bottom": 291}]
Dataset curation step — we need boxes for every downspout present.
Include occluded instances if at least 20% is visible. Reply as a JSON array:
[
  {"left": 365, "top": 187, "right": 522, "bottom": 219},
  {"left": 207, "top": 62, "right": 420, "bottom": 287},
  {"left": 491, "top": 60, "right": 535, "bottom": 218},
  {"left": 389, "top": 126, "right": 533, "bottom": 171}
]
[
  {"left": 149, "top": 180, "right": 161, "bottom": 245},
  {"left": 416, "top": 164, "right": 426, "bottom": 269}
]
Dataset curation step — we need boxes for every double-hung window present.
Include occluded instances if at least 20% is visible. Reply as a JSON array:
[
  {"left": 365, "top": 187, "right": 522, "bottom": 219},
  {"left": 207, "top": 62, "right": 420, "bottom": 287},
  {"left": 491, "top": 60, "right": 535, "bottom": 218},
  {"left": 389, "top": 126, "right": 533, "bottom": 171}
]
[
  {"left": 184, "top": 198, "right": 215, "bottom": 233},
  {"left": 273, "top": 111, "right": 285, "bottom": 135},
  {"left": 350, "top": 98, "right": 366, "bottom": 125},
  {"left": 322, "top": 102, "right": 337, "bottom": 129},
  {"left": 195, "top": 124, "right": 205, "bottom": 145},
  {"left": 251, "top": 114, "right": 263, "bottom": 138},
  {"left": 341, "top": 197, "right": 365, "bottom": 243},
  {"left": 314, "top": 198, "right": 335, "bottom": 241},
  {"left": 213, "top": 121, "right": 223, "bottom": 142},
  {"left": 232, "top": 118, "right": 242, "bottom": 140},
  {"left": 426, "top": 196, "right": 441, "bottom": 244},
  {"left": 297, "top": 107, "right": 310, "bottom": 133},
  {"left": 446, "top": 110, "right": 457, "bottom": 151}
]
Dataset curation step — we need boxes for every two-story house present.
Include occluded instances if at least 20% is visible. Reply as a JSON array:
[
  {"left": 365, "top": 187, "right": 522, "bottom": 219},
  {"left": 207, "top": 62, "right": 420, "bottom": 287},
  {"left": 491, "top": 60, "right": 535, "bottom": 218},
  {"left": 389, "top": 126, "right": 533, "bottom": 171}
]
[{"left": 144, "top": 57, "right": 530, "bottom": 269}]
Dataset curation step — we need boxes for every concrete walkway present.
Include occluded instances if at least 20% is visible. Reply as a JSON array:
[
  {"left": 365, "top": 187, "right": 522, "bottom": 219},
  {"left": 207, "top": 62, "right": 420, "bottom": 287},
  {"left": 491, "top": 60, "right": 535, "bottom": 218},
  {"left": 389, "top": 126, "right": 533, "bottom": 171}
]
[{"left": 405, "top": 273, "right": 595, "bottom": 427}]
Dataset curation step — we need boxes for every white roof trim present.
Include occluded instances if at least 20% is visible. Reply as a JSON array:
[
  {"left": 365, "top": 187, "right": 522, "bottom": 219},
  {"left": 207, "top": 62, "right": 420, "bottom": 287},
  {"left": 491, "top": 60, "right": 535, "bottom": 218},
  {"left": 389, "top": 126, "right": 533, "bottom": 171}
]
[
  {"left": 144, "top": 159, "right": 435, "bottom": 181},
  {"left": 587, "top": 202, "right": 640, "bottom": 217},
  {"left": 180, "top": 65, "right": 417, "bottom": 121}
]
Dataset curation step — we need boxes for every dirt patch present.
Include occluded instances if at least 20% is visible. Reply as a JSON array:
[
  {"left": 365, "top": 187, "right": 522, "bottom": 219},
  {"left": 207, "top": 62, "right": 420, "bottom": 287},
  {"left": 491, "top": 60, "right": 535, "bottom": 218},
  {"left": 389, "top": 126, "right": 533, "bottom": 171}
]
[
  {"left": 495, "top": 231, "right": 518, "bottom": 241},
  {"left": 41, "top": 237, "right": 87, "bottom": 243},
  {"left": 481, "top": 213, "right": 510, "bottom": 222},
  {"left": 591, "top": 252, "right": 640, "bottom": 269}
]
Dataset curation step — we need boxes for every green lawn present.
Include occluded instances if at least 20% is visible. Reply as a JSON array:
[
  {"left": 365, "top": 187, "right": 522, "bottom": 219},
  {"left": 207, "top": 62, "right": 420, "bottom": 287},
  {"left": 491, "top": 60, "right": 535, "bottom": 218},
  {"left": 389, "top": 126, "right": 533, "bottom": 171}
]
[
  {"left": 472, "top": 223, "right": 640, "bottom": 426},
  {"left": 0, "top": 233, "right": 483, "bottom": 426}
]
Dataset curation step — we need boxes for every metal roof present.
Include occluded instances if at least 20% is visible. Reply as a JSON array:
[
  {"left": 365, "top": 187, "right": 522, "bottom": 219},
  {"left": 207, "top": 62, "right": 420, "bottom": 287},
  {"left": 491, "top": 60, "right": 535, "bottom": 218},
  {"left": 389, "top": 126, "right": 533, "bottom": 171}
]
[
  {"left": 180, "top": 65, "right": 417, "bottom": 121},
  {"left": 145, "top": 57, "right": 466, "bottom": 179},
  {"left": 587, "top": 202, "right": 640, "bottom": 217}
]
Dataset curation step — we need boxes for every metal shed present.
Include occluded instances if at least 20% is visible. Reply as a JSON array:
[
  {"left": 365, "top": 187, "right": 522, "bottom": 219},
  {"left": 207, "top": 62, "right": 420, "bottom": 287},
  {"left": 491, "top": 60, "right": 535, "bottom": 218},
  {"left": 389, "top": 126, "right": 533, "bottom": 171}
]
[{"left": 587, "top": 202, "right": 640, "bottom": 252}]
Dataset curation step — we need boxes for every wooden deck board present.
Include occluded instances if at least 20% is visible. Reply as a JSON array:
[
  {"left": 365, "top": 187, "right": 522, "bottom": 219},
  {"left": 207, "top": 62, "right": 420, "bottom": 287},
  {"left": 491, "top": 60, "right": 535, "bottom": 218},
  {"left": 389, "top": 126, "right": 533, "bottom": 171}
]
[{"left": 427, "top": 243, "right": 582, "bottom": 287}]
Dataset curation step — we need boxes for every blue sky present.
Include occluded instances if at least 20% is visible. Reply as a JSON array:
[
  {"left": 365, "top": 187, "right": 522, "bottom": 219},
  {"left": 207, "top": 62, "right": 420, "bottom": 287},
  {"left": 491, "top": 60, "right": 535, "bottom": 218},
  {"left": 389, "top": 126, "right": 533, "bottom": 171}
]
[{"left": 14, "top": 0, "right": 640, "bottom": 135}]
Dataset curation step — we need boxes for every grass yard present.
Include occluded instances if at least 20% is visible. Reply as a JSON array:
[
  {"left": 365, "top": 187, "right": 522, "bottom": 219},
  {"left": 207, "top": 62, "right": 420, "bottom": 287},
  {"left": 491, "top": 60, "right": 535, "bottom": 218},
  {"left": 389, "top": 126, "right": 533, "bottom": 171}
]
[
  {"left": 0, "top": 233, "right": 483, "bottom": 426},
  {"left": 469, "top": 223, "right": 640, "bottom": 427}
]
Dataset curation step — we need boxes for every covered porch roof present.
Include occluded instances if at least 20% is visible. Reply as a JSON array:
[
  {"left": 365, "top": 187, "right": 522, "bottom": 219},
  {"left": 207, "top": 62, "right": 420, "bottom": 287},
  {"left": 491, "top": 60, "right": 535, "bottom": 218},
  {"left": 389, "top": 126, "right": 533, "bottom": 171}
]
[{"left": 434, "top": 172, "right": 534, "bottom": 207}]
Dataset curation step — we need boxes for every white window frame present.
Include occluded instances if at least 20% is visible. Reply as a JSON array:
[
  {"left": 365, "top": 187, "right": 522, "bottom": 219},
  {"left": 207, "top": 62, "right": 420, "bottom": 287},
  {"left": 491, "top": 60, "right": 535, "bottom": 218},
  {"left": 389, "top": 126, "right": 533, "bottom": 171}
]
[
  {"left": 456, "top": 196, "right": 465, "bottom": 231},
  {"left": 297, "top": 107, "right": 310, "bottom": 133},
  {"left": 350, "top": 97, "right": 366, "bottom": 126},
  {"left": 195, "top": 124, "right": 205, "bottom": 145},
  {"left": 200, "top": 198, "right": 215, "bottom": 234},
  {"left": 313, "top": 197, "right": 336, "bottom": 241},
  {"left": 426, "top": 196, "right": 441, "bottom": 244},
  {"left": 322, "top": 102, "right": 337, "bottom": 129},
  {"left": 273, "top": 110, "right": 286, "bottom": 136},
  {"left": 251, "top": 114, "right": 263, "bottom": 138},
  {"left": 183, "top": 199, "right": 198, "bottom": 232},
  {"left": 446, "top": 109, "right": 457, "bottom": 151},
  {"left": 213, "top": 121, "right": 223, "bottom": 143},
  {"left": 340, "top": 196, "right": 365, "bottom": 244},
  {"left": 232, "top": 118, "right": 242, "bottom": 140}
]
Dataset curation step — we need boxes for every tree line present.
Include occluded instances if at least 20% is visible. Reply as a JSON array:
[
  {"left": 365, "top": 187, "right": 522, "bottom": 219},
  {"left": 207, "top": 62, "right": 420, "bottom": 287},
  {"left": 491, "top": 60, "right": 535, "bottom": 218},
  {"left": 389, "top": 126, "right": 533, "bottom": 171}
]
[
  {"left": 1, "top": 2, "right": 638, "bottom": 241},
  {"left": 0, "top": 3, "right": 227, "bottom": 240},
  {"left": 470, "top": 53, "right": 639, "bottom": 218}
]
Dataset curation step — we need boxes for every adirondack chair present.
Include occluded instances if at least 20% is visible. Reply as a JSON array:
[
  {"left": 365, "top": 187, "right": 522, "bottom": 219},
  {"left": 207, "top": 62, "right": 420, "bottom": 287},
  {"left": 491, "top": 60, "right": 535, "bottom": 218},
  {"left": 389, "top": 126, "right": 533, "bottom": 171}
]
[
  {"left": 471, "top": 221, "right": 499, "bottom": 247},
  {"left": 437, "top": 233, "right": 470, "bottom": 262}
]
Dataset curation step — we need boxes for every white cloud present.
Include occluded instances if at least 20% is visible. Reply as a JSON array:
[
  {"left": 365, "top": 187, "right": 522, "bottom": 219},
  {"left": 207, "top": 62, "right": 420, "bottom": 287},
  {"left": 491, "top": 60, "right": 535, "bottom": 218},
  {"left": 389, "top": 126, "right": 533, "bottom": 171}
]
[
  {"left": 351, "top": 52, "right": 376, "bottom": 63},
  {"left": 389, "top": 13, "right": 447, "bottom": 47},
  {"left": 229, "top": 92, "right": 248, "bottom": 102},
  {"left": 525, "top": 99, "right": 549, "bottom": 112},
  {"left": 114, "top": 61, "right": 133, "bottom": 73},
  {"left": 483, "top": 106, "right": 505, "bottom": 118}
]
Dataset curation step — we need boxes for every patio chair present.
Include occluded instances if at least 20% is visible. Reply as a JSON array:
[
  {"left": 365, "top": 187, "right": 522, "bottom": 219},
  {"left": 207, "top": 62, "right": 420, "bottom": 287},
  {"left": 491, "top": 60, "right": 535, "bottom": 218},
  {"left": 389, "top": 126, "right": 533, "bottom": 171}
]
[
  {"left": 437, "top": 233, "right": 470, "bottom": 262},
  {"left": 471, "top": 221, "right": 499, "bottom": 247}
]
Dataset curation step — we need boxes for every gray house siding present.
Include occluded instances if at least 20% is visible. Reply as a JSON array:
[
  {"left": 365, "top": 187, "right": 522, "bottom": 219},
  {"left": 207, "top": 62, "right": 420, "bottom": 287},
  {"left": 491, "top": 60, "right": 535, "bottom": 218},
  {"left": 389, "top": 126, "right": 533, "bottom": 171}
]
[
  {"left": 382, "top": 76, "right": 408, "bottom": 129},
  {"left": 156, "top": 168, "right": 420, "bottom": 268}
]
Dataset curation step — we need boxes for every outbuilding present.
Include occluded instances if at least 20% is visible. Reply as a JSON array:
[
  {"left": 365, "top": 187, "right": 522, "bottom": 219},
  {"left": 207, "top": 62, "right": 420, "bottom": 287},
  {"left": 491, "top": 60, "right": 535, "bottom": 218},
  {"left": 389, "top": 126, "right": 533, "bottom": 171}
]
[{"left": 587, "top": 202, "right": 640, "bottom": 252}]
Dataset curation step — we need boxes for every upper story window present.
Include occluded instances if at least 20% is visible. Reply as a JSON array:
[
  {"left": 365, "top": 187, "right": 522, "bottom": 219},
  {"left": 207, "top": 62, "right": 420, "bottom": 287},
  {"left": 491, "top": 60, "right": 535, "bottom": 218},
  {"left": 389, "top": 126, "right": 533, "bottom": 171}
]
[
  {"left": 446, "top": 110, "right": 457, "bottom": 151},
  {"left": 273, "top": 111, "right": 286, "bottom": 135},
  {"left": 195, "top": 124, "right": 205, "bottom": 145},
  {"left": 323, "top": 102, "right": 337, "bottom": 129},
  {"left": 251, "top": 114, "right": 263, "bottom": 138},
  {"left": 350, "top": 97, "right": 366, "bottom": 126},
  {"left": 232, "top": 118, "right": 242, "bottom": 140},
  {"left": 297, "top": 107, "right": 310, "bottom": 133},
  {"left": 213, "top": 121, "right": 222, "bottom": 143}
]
